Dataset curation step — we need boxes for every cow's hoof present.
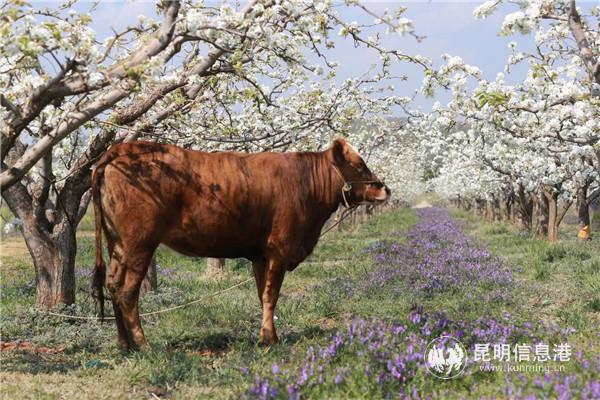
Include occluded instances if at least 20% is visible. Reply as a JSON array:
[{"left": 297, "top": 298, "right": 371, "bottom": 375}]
[
  {"left": 117, "top": 342, "right": 132, "bottom": 353},
  {"left": 133, "top": 341, "right": 150, "bottom": 352},
  {"left": 259, "top": 328, "right": 279, "bottom": 346},
  {"left": 117, "top": 337, "right": 131, "bottom": 352},
  {"left": 118, "top": 339, "right": 149, "bottom": 352}
]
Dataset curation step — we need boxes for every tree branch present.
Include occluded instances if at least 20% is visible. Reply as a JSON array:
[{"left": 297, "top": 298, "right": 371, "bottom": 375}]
[
  {"left": 0, "top": 2, "right": 183, "bottom": 192},
  {"left": 565, "top": 0, "right": 599, "bottom": 84}
]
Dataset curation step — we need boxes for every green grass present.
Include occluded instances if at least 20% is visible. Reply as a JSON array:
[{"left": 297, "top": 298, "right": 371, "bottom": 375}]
[
  {"left": 451, "top": 209, "right": 600, "bottom": 335},
  {"left": 0, "top": 206, "right": 15, "bottom": 233},
  {"left": 1, "top": 207, "right": 598, "bottom": 399},
  {"left": 0, "top": 208, "right": 417, "bottom": 399}
]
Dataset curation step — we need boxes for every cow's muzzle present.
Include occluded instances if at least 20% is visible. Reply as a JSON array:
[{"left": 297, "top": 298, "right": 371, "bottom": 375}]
[{"left": 371, "top": 182, "right": 391, "bottom": 203}]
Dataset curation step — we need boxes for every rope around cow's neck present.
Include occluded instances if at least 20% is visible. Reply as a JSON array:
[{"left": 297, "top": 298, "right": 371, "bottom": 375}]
[
  {"left": 331, "top": 163, "right": 381, "bottom": 209},
  {"left": 43, "top": 206, "right": 359, "bottom": 321},
  {"left": 331, "top": 164, "right": 352, "bottom": 208}
]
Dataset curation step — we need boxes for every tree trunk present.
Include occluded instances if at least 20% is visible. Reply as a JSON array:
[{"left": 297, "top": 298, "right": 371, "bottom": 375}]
[
  {"left": 535, "top": 192, "right": 549, "bottom": 239},
  {"left": 140, "top": 255, "right": 158, "bottom": 294},
  {"left": 543, "top": 187, "right": 572, "bottom": 243},
  {"left": 206, "top": 258, "right": 226, "bottom": 276},
  {"left": 492, "top": 197, "right": 502, "bottom": 222},
  {"left": 502, "top": 197, "right": 512, "bottom": 222},
  {"left": 547, "top": 192, "right": 559, "bottom": 242},
  {"left": 485, "top": 200, "right": 493, "bottom": 222},
  {"left": 510, "top": 199, "right": 517, "bottom": 224},
  {"left": 2, "top": 157, "right": 85, "bottom": 308},
  {"left": 576, "top": 185, "right": 592, "bottom": 241},
  {"left": 591, "top": 198, "right": 600, "bottom": 236},
  {"left": 474, "top": 198, "right": 485, "bottom": 218},
  {"left": 457, "top": 197, "right": 471, "bottom": 211},
  {"left": 514, "top": 185, "right": 533, "bottom": 231},
  {"left": 26, "top": 223, "right": 77, "bottom": 307}
]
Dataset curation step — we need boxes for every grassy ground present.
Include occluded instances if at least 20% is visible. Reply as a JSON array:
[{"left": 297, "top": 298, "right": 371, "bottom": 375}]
[
  {"left": 451, "top": 208, "right": 600, "bottom": 333},
  {"left": 1, "top": 207, "right": 598, "bottom": 399},
  {"left": 0, "top": 209, "right": 415, "bottom": 398}
]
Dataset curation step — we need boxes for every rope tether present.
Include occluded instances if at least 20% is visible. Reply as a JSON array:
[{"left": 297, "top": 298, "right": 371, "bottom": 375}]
[{"left": 45, "top": 277, "right": 255, "bottom": 321}]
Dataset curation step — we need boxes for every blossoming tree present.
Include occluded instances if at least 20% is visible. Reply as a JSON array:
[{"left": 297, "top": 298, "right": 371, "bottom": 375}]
[
  {"left": 0, "top": 0, "right": 427, "bottom": 307},
  {"left": 417, "top": 0, "right": 599, "bottom": 241}
]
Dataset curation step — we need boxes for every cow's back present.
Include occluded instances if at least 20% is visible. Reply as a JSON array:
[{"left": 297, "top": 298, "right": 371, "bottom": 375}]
[{"left": 97, "top": 142, "right": 318, "bottom": 262}]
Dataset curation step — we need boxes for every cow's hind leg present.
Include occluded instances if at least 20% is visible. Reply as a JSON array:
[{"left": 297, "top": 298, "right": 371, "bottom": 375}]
[
  {"left": 111, "top": 298, "right": 130, "bottom": 350},
  {"left": 106, "top": 247, "right": 130, "bottom": 350},
  {"left": 107, "top": 244, "right": 154, "bottom": 350},
  {"left": 119, "top": 266, "right": 150, "bottom": 350}
]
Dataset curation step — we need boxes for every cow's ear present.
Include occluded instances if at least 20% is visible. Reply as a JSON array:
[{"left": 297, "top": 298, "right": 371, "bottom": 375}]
[{"left": 332, "top": 138, "right": 346, "bottom": 165}]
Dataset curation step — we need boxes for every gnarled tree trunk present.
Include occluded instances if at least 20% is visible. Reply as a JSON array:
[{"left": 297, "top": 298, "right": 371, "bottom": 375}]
[
  {"left": 576, "top": 185, "right": 591, "bottom": 240},
  {"left": 492, "top": 197, "right": 502, "bottom": 222},
  {"left": 543, "top": 187, "right": 572, "bottom": 242},
  {"left": 514, "top": 184, "right": 533, "bottom": 231},
  {"left": 591, "top": 197, "right": 600, "bottom": 236},
  {"left": 2, "top": 144, "right": 91, "bottom": 308},
  {"left": 485, "top": 200, "right": 493, "bottom": 222},
  {"left": 534, "top": 192, "right": 549, "bottom": 239},
  {"left": 474, "top": 198, "right": 485, "bottom": 218},
  {"left": 547, "top": 192, "right": 559, "bottom": 242},
  {"left": 26, "top": 222, "right": 77, "bottom": 307},
  {"left": 502, "top": 195, "right": 513, "bottom": 222},
  {"left": 4, "top": 193, "right": 88, "bottom": 308}
]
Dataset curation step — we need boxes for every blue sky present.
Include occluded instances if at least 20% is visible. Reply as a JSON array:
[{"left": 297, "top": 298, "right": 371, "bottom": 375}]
[
  {"left": 41, "top": 1, "right": 596, "bottom": 111},
  {"left": 321, "top": 1, "right": 538, "bottom": 109}
]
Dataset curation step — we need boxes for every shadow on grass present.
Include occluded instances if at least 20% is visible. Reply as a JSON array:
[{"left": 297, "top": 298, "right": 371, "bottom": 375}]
[
  {"left": 161, "top": 323, "right": 334, "bottom": 355},
  {"left": 129, "top": 326, "right": 337, "bottom": 388},
  {"left": 281, "top": 324, "right": 332, "bottom": 344},
  {"left": 164, "top": 331, "right": 241, "bottom": 354},
  {"left": 0, "top": 352, "right": 81, "bottom": 375}
]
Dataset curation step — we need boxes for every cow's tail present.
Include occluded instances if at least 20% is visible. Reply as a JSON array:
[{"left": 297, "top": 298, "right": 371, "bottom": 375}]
[{"left": 91, "top": 163, "right": 107, "bottom": 322}]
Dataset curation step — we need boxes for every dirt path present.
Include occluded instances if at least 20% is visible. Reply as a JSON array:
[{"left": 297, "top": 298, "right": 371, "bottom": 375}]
[
  {"left": 411, "top": 200, "right": 432, "bottom": 209},
  {"left": 0, "top": 238, "right": 29, "bottom": 258},
  {"left": 1, "top": 231, "right": 95, "bottom": 258}
]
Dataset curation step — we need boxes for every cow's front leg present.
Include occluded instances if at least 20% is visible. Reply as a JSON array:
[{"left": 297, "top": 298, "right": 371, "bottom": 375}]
[{"left": 259, "top": 259, "right": 285, "bottom": 345}]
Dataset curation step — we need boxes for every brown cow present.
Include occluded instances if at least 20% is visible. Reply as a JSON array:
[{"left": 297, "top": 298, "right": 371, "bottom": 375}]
[{"left": 91, "top": 138, "right": 390, "bottom": 350}]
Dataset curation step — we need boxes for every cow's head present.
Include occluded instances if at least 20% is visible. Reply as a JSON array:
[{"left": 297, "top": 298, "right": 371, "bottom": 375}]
[{"left": 330, "top": 138, "right": 391, "bottom": 206}]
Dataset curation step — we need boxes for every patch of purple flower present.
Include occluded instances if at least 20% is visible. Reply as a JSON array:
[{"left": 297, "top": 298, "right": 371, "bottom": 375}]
[
  {"left": 246, "top": 208, "right": 599, "bottom": 399},
  {"left": 250, "top": 376, "right": 278, "bottom": 399},
  {"left": 157, "top": 265, "right": 175, "bottom": 279},
  {"left": 76, "top": 267, "right": 94, "bottom": 278},
  {"left": 247, "top": 317, "right": 427, "bottom": 399},
  {"left": 248, "top": 311, "right": 598, "bottom": 399},
  {"left": 364, "top": 207, "right": 512, "bottom": 295},
  {"left": 18, "top": 278, "right": 36, "bottom": 295}
]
